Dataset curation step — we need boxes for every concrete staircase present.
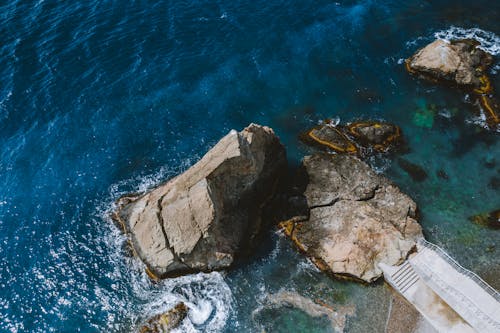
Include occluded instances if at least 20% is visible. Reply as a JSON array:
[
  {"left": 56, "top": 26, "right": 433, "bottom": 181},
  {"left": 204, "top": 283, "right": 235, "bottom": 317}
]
[{"left": 380, "top": 238, "right": 500, "bottom": 333}]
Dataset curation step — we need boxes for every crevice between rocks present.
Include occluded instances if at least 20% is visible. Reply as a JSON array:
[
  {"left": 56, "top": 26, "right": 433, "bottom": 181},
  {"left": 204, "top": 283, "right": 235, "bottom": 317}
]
[
  {"left": 309, "top": 198, "right": 340, "bottom": 210},
  {"left": 308, "top": 185, "right": 379, "bottom": 212}
]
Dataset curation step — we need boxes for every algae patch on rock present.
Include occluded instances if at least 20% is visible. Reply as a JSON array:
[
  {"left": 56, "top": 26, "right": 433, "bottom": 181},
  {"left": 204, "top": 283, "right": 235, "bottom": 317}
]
[{"left": 140, "top": 302, "right": 188, "bottom": 333}]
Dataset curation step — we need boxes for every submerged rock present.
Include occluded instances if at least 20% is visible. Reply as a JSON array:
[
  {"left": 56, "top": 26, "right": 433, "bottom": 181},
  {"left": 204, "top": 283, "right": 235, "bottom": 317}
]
[
  {"left": 254, "top": 291, "right": 355, "bottom": 333},
  {"left": 113, "top": 124, "right": 286, "bottom": 278},
  {"left": 412, "top": 101, "right": 436, "bottom": 129},
  {"left": 469, "top": 209, "right": 500, "bottom": 229},
  {"left": 397, "top": 158, "right": 428, "bottom": 182},
  {"left": 279, "top": 154, "right": 423, "bottom": 283},
  {"left": 140, "top": 303, "right": 188, "bottom": 333},
  {"left": 406, "top": 39, "right": 499, "bottom": 127},
  {"left": 436, "top": 169, "right": 449, "bottom": 181},
  {"left": 301, "top": 120, "right": 403, "bottom": 156}
]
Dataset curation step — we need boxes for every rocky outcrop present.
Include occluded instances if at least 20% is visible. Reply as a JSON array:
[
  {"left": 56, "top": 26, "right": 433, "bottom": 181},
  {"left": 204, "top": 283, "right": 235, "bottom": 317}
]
[
  {"left": 140, "top": 303, "right": 188, "bottom": 333},
  {"left": 406, "top": 39, "right": 492, "bottom": 88},
  {"left": 301, "top": 120, "right": 403, "bottom": 156},
  {"left": 279, "top": 153, "right": 422, "bottom": 283},
  {"left": 113, "top": 124, "right": 286, "bottom": 278},
  {"left": 406, "top": 39, "right": 499, "bottom": 127}
]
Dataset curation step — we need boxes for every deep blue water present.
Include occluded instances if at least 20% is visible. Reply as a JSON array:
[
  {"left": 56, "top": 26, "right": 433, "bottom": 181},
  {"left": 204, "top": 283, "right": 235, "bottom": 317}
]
[{"left": 0, "top": 1, "right": 499, "bottom": 332}]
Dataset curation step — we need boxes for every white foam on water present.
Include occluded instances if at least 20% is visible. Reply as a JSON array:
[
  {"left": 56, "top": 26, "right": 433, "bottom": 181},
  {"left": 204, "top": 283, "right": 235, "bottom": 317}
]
[
  {"left": 187, "top": 300, "right": 213, "bottom": 325},
  {"left": 434, "top": 26, "right": 500, "bottom": 56},
  {"left": 465, "top": 105, "right": 500, "bottom": 133}
]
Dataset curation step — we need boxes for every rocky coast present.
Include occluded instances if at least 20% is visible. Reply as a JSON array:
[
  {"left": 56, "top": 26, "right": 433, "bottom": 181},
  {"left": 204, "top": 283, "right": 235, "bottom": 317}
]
[{"left": 109, "top": 37, "right": 499, "bottom": 332}]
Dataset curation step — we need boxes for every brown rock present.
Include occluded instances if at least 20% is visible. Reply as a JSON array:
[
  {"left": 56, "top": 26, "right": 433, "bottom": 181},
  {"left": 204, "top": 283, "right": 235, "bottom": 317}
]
[
  {"left": 469, "top": 209, "right": 500, "bottom": 229},
  {"left": 113, "top": 124, "right": 287, "bottom": 278},
  {"left": 140, "top": 303, "right": 188, "bottom": 333},
  {"left": 346, "top": 121, "right": 403, "bottom": 152},
  {"left": 301, "top": 120, "right": 404, "bottom": 156},
  {"left": 280, "top": 154, "right": 423, "bottom": 283},
  {"left": 301, "top": 122, "right": 357, "bottom": 154}
]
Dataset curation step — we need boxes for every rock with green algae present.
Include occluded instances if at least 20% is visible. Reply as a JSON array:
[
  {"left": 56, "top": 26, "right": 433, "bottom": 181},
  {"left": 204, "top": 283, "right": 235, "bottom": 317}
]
[
  {"left": 140, "top": 302, "right": 188, "bottom": 333},
  {"left": 469, "top": 209, "right": 500, "bottom": 229}
]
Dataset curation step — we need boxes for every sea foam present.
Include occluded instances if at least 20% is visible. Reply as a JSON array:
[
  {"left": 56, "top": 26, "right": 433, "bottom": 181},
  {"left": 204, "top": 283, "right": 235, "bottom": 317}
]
[{"left": 434, "top": 26, "right": 500, "bottom": 55}]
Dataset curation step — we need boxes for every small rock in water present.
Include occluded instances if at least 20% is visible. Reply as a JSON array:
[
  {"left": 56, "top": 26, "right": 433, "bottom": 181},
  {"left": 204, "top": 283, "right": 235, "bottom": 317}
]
[
  {"left": 301, "top": 122, "right": 357, "bottom": 154},
  {"left": 398, "top": 158, "right": 428, "bottom": 182},
  {"left": 488, "top": 177, "right": 500, "bottom": 190},
  {"left": 436, "top": 169, "right": 449, "bottom": 180},
  {"left": 301, "top": 120, "right": 404, "bottom": 156},
  {"left": 346, "top": 121, "right": 403, "bottom": 151},
  {"left": 469, "top": 209, "right": 500, "bottom": 229},
  {"left": 406, "top": 39, "right": 492, "bottom": 88},
  {"left": 140, "top": 302, "right": 188, "bottom": 333}
]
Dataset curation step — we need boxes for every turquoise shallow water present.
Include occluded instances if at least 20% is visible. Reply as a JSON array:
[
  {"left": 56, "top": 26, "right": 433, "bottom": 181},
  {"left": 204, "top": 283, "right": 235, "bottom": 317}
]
[{"left": 0, "top": 1, "right": 499, "bottom": 332}]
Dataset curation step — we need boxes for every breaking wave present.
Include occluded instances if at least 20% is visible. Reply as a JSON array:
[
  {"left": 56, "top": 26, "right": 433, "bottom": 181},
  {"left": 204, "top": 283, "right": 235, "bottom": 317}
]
[
  {"left": 434, "top": 26, "right": 500, "bottom": 55},
  {"left": 92, "top": 167, "right": 233, "bottom": 332}
]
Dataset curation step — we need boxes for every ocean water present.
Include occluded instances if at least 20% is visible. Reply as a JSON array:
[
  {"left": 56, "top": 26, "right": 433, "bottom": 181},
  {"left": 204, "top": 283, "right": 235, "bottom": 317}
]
[{"left": 0, "top": 1, "right": 499, "bottom": 332}]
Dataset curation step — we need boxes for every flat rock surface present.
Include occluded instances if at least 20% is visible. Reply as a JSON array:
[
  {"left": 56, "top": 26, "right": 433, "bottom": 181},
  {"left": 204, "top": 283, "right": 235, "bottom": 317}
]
[
  {"left": 407, "top": 39, "right": 493, "bottom": 88},
  {"left": 282, "top": 154, "right": 422, "bottom": 283},
  {"left": 114, "top": 124, "right": 286, "bottom": 278}
]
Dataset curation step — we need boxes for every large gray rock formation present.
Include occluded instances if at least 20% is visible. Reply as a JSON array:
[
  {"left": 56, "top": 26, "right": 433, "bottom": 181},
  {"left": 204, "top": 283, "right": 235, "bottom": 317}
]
[
  {"left": 113, "top": 124, "right": 286, "bottom": 278},
  {"left": 280, "top": 153, "right": 422, "bottom": 283},
  {"left": 406, "top": 39, "right": 493, "bottom": 88}
]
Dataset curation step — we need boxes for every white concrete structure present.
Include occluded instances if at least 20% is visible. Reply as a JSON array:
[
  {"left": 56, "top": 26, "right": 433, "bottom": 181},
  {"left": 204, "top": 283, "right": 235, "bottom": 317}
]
[{"left": 380, "top": 238, "right": 500, "bottom": 333}]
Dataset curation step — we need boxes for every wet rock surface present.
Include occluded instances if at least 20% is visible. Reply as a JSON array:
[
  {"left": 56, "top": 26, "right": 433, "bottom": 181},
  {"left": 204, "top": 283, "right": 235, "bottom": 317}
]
[
  {"left": 301, "top": 120, "right": 404, "bottom": 156},
  {"left": 279, "top": 153, "right": 423, "bottom": 283},
  {"left": 301, "top": 122, "right": 358, "bottom": 154},
  {"left": 140, "top": 303, "right": 188, "bottom": 333},
  {"left": 346, "top": 121, "right": 402, "bottom": 151},
  {"left": 113, "top": 124, "right": 286, "bottom": 278}
]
